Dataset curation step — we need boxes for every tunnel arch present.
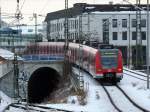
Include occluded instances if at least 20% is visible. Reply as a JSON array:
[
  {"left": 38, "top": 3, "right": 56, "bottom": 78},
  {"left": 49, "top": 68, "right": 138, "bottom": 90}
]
[{"left": 28, "top": 67, "right": 61, "bottom": 103}]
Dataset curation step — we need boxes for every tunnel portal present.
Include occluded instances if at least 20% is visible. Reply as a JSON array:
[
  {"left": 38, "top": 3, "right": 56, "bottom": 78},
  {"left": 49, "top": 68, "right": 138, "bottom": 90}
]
[{"left": 28, "top": 67, "right": 61, "bottom": 103}]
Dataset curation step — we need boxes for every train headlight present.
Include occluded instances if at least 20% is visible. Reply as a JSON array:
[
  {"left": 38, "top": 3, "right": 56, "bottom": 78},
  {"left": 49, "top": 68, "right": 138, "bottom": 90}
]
[
  {"left": 97, "top": 69, "right": 102, "bottom": 72},
  {"left": 118, "top": 68, "right": 122, "bottom": 71}
]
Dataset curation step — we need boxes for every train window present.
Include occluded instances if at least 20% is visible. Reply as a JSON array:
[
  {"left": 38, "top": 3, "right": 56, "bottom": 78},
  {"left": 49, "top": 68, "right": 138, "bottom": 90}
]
[{"left": 100, "top": 50, "right": 118, "bottom": 69}]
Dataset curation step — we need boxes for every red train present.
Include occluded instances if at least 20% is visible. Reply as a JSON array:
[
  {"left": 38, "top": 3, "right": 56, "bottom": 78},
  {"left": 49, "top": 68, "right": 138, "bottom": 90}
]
[
  {"left": 68, "top": 43, "right": 123, "bottom": 83},
  {"left": 24, "top": 42, "right": 123, "bottom": 83}
]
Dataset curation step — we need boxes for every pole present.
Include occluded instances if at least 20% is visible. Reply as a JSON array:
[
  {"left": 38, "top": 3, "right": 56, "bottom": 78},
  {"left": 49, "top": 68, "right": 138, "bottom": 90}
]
[
  {"left": 33, "top": 13, "right": 37, "bottom": 42},
  {"left": 0, "top": 6, "right": 1, "bottom": 29},
  {"left": 0, "top": 6, "right": 1, "bottom": 37},
  {"left": 0, "top": 0, "right": 1, "bottom": 32},
  {"left": 13, "top": 0, "right": 21, "bottom": 99},
  {"left": 128, "top": 14, "right": 131, "bottom": 68},
  {"left": 147, "top": 0, "right": 150, "bottom": 89},
  {"left": 88, "top": 12, "right": 90, "bottom": 44},
  {"left": 63, "top": 0, "right": 69, "bottom": 81},
  {"left": 79, "top": 15, "right": 84, "bottom": 91}
]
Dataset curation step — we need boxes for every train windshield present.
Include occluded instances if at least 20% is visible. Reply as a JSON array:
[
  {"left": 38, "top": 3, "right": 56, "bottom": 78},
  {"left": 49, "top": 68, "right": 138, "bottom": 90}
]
[{"left": 100, "top": 49, "right": 118, "bottom": 69}]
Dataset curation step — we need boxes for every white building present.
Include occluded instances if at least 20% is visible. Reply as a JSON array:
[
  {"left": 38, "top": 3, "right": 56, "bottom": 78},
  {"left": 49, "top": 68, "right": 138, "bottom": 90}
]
[{"left": 45, "top": 3, "right": 149, "bottom": 67}]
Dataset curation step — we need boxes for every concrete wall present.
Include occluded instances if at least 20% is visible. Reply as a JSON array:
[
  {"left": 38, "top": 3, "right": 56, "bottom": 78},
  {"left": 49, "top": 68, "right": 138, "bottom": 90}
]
[
  {"left": 0, "top": 69, "right": 15, "bottom": 98},
  {"left": 18, "top": 61, "right": 64, "bottom": 99},
  {"left": 0, "top": 60, "right": 63, "bottom": 99},
  {"left": 0, "top": 61, "right": 24, "bottom": 98},
  {"left": 0, "top": 62, "right": 13, "bottom": 79},
  {"left": 24, "top": 61, "right": 63, "bottom": 77}
]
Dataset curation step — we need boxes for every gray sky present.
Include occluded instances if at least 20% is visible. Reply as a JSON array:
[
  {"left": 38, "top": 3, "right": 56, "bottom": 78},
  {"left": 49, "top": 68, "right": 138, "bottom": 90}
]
[{"left": 0, "top": 0, "right": 148, "bottom": 25}]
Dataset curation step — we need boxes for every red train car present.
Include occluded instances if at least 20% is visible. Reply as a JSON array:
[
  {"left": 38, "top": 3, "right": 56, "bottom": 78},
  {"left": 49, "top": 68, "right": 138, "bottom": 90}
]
[
  {"left": 69, "top": 43, "right": 123, "bottom": 83},
  {"left": 24, "top": 42, "right": 123, "bottom": 83}
]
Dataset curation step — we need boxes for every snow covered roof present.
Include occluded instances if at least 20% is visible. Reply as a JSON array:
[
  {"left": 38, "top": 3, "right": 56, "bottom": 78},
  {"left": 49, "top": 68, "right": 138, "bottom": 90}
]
[
  {"left": 89, "top": 11, "right": 147, "bottom": 15},
  {"left": 0, "top": 49, "right": 23, "bottom": 61},
  {"left": 45, "top": 3, "right": 148, "bottom": 21}
]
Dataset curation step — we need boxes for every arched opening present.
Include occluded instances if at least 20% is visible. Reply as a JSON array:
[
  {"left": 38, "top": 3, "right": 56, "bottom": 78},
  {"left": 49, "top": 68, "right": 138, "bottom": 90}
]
[{"left": 28, "top": 67, "right": 61, "bottom": 103}]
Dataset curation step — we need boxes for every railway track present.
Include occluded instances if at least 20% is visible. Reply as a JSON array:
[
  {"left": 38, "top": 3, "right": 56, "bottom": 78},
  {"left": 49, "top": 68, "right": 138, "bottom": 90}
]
[
  {"left": 123, "top": 68, "right": 147, "bottom": 81},
  {"left": 72, "top": 67, "right": 150, "bottom": 112},
  {"left": 101, "top": 83, "right": 150, "bottom": 112},
  {"left": 4, "top": 103, "right": 73, "bottom": 112}
]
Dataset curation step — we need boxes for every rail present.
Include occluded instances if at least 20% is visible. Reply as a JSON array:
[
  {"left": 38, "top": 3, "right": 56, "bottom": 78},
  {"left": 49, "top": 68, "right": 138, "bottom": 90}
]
[
  {"left": 3, "top": 103, "right": 73, "bottom": 112},
  {"left": 123, "top": 68, "right": 147, "bottom": 81},
  {"left": 101, "top": 84, "right": 122, "bottom": 112},
  {"left": 116, "top": 85, "right": 150, "bottom": 112}
]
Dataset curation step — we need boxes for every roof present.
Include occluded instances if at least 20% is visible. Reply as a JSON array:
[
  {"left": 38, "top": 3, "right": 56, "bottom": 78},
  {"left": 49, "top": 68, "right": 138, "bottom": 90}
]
[
  {"left": 45, "top": 5, "right": 83, "bottom": 21},
  {"left": 45, "top": 3, "right": 147, "bottom": 22},
  {"left": 0, "top": 27, "right": 18, "bottom": 34},
  {"left": 0, "top": 49, "right": 23, "bottom": 61}
]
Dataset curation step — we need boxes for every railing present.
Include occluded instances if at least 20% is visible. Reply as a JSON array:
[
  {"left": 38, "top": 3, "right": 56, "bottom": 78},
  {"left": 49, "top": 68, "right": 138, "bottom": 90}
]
[{"left": 22, "top": 55, "right": 64, "bottom": 61}]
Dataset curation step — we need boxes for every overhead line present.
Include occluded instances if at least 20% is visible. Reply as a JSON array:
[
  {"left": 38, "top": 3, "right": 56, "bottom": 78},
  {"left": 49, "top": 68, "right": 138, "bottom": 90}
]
[
  {"left": 39, "top": 0, "right": 49, "bottom": 14},
  {"left": 20, "top": 0, "right": 26, "bottom": 11}
]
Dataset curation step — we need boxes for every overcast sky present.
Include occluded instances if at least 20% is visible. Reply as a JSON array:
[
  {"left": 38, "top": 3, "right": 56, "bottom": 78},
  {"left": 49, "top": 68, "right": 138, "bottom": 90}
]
[{"left": 0, "top": 0, "right": 148, "bottom": 25}]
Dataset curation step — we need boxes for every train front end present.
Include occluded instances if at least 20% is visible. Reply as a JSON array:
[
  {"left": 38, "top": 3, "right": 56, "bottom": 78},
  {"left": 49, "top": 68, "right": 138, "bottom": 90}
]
[{"left": 95, "top": 49, "right": 123, "bottom": 82}]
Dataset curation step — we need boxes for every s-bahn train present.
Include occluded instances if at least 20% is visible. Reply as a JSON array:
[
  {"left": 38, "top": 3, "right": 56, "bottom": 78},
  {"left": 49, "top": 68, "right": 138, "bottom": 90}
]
[
  {"left": 68, "top": 43, "right": 123, "bottom": 83},
  {"left": 24, "top": 42, "right": 123, "bottom": 83}
]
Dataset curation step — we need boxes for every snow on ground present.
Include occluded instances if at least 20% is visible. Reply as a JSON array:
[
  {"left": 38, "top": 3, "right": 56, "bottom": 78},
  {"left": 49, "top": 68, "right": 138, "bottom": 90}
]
[
  {"left": 0, "top": 91, "right": 12, "bottom": 112},
  {"left": 1, "top": 67, "right": 150, "bottom": 112},
  {"left": 42, "top": 69, "right": 117, "bottom": 112},
  {"left": 121, "top": 68, "right": 150, "bottom": 111}
]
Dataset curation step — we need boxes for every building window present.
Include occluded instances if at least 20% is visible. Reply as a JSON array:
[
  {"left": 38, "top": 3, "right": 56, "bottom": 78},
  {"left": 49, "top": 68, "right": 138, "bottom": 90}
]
[
  {"left": 103, "top": 19, "right": 109, "bottom": 31},
  {"left": 103, "top": 19, "right": 109, "bottom": 43},
  {"left": 141, "top": 19, "right": 146, "bottom": 27},
  {"left": 51, "top": 24, "right": 53, "bottom": 32},
  {"left": 60, "top": 23, "right": 62, "bottom": 30},
  {"left": 113, "top": 32, "right": 118, "bottom": 40},
  {"left": 38, "top": 29, "right": 43, "bottom": 32},
  {"left": 28, "top": 29, "right": 33, "bottom": 32},
  {"left": 103, "top": 32, "right": 109, "bottom": 42},
  {"left": 122, "top": 19, "right": 127, "bottom": 28},
  {"left": 112, "top": 19, "right": 117, "bottom": 27},
  {"left": 132, "top": 32, "right": 136, "bottom": 40},
  {"left": 75, "top": 20, "right": 78, "bottom": 29},
  {"left": 122, "top": 31, "right": 127, "bottom": 40},
  {"left": 19, "top": 29, "right": 22, "bottom": 33},
  {"left": 141, "top": 31, "right": 146, "bottom": 40},
  {"left": 132, "top": 19, "right": 136, "bottom": 27}
]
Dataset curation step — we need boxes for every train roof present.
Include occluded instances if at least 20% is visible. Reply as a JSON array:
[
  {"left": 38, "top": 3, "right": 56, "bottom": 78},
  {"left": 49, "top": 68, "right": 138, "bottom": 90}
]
[
  {"left": 69, "top": 43, "right": 98, "bottom": 54},
  {"left": 28, "top": 42, "right": 65, "bottom": 46},
  {"left": 29, "top": 42, "right": 98, "bottom": 54}
]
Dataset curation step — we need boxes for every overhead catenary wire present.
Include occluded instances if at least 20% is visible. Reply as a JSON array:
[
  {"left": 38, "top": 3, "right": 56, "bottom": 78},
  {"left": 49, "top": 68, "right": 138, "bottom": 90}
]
[
  {"left": 20, "top": 0, "right": 26, "bottom": 11},
  {"left": 39, "top": 0, "right": 49, "bottom": 14}
]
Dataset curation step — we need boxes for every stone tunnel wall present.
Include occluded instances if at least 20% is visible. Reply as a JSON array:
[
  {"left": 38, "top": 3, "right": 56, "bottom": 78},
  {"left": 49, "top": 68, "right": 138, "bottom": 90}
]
[
  {"left": 18, "top": 61, "right": 64, "bottom": 99},
  {"left": 0, "top": 70, "right": 15, "bottom": 98}
]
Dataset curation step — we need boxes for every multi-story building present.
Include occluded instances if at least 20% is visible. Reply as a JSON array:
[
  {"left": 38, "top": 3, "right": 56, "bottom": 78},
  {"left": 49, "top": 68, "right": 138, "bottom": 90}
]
[
  {"left": 11, "top": 24, "right": 44, "bottom": 41},
  {"left": 0, "top": 24, "right": 44, "bottom": 53},
  {"left": 45, "top": 3, "right": 149, "bottom": 67}
]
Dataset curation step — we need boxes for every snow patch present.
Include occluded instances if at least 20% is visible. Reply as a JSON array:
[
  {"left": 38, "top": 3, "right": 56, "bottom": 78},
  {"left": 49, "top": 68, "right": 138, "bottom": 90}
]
[{"left": 0, "top": 91, "right": 12, "bottom": 112}]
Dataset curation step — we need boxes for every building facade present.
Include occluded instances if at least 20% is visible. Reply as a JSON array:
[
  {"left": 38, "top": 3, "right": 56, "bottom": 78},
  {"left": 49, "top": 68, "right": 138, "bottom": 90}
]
[
  {"left": 45, "top": 3, "right": 149, "bottom": 68},
  {"left": 0, "top": 24, "right": 45, "bottom": 53}
]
